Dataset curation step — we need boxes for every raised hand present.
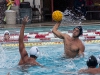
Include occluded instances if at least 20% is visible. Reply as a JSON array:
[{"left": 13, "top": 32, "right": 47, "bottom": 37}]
[{"left": 22, "top": 16, "right": 30, "bottom": 25}]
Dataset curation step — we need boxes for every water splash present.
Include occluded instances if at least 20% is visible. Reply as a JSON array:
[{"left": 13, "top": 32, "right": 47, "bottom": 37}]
[
  {"left": 65, "top": 58, "right": 78, "bottom": 71},
  {"left": 0, "top": 44, "right": 6, "bottom": 68},
  {"left": 0, "top": 45, "right": 19, "bottom": 69},
  {"left": 61, "top": 8, "right": 86, "bottom": 26}
]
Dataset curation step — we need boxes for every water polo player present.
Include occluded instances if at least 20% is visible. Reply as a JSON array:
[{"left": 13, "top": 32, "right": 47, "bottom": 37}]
[
  {"left": 18, "top": 16, "right": 42, "bottom": 66},
  {"left": 3, "top": 30, "right": 10, "bottom": 41},
  {"left": 52, "top": 22, "right": 85, "bottom": 58},
  {"left": 78, "top": 55, "right": 100, "bottom": 74}
]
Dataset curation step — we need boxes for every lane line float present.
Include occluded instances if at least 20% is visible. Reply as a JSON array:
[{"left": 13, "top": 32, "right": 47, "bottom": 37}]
[
  {"left": 1, "top": 40, "right": 100, "bottom": 47},
  {"left": 1, "top": 41, "right": 63, "bottom": 47}
]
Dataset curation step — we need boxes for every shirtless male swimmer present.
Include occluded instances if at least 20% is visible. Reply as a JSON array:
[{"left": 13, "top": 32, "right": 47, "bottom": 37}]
[
  {"left": 18, "top": 16, "right": 41, "bottom": 66},
  {"left": 52, "top": 22, "right": 85, "bottom": 58}
]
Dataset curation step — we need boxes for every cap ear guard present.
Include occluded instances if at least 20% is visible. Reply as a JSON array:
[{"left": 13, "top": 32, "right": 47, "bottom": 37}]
[
  {"left": 35, "top": 48, "right": 40, "bottom": 57},
  {"left": 97, "top": 55, "right": 100, "bottom": 64}
]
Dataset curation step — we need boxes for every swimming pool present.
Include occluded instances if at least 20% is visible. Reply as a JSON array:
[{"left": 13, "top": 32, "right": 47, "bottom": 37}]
[
  {"left": 0, "top": 24, "right": 100, "bottom": 33},
  {"left": 0, "top": 43, "right": 100, "bottom": 75},
  {"left": 0, "top": 25, "right": 100, "bottom": 75}
]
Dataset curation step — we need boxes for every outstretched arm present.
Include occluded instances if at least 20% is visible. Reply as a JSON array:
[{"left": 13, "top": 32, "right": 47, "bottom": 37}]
[
  {"left": 19, "top": 16, "right": 29, "bottom": 59},
  {"left": 52, "top": 22, "right": 64, "bottom": 39}
]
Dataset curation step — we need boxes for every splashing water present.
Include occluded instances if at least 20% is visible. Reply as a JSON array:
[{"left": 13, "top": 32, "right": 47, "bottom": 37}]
[
  {"left": 61, "top": 8, "right": 86, "bottom": 26},
  {"left": 0, "top": 44, "right": 6, "bottom": 68},
  {"left": 0, "top": 45, "right": 19, "bottom": 69}
]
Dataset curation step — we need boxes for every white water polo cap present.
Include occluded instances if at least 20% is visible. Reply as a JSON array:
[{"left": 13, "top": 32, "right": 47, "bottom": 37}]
[
  {"left": 4, "top": 30, "right": 10, "bottom": 35},
  {"left": 29, "top": 46, "right": 40, "bottom": 58},
  {"left": 97, "top": 55, "right": 100, "bottom": 64}
]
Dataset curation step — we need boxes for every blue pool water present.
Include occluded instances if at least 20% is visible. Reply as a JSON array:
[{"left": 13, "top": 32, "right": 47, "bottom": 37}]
[
  {"left": 0, "top": 24, "right": 100, "bottom": 33},
  {"left": 0, "top": 44, "right": 100, "bottom": 75},
  {"left": 0, "top": 25, "right": 100, "bottom": 75}
]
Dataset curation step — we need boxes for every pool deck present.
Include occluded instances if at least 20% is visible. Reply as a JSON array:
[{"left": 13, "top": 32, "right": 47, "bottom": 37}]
[{"left": 0, "top": 20, "right": 100, "bottom": 28}]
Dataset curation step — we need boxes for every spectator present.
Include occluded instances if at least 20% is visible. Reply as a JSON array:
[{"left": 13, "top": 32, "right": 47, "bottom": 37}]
[
  {"left": 86, "top": 0, "right": 94, "bottom": 6},
  {"left": 74, "top": 0, "right": 86, "bottom": 16}
]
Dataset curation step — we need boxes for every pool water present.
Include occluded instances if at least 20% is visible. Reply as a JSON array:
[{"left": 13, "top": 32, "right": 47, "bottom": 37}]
[
  {"left": 0, "top": 25, "right": 100, "bottom": 75},
  {"left": 0, "top": 24, "right": 100, "bottom": 33},
  {"left": 0, "top": 43, "right": 100, "bottom": 75}
]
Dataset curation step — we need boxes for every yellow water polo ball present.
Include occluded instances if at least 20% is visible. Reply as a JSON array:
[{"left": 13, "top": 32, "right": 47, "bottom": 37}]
[{"left": 52, "top": 10, "right": 63, "bottom": 22}]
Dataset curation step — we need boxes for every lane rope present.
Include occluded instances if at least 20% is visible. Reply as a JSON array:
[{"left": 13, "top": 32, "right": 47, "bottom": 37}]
[
  {"left": 1, "top": 40, "right": 100, "bottom": 47},
  {"left": 1, "top": 41, "right": 63, "bottom": 47}
]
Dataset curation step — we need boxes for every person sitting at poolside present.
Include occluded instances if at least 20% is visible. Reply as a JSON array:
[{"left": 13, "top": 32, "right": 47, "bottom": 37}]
[
  {"left": 52, "top": 22, "right": 85, "bottom": 58},
  {"left": 3, "top": 30, "right": 10, "bottom": 42},
  {"left": 18, "top": 16, "right": 41, "bottom": 66},
  {"left": 78, "top": 55, "right": 100, "bottom": 74}
]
